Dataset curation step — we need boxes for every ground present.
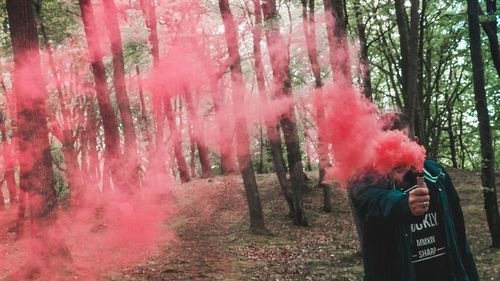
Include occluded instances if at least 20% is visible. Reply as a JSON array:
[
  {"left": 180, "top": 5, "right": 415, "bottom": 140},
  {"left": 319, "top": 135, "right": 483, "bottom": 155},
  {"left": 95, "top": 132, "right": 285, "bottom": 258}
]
[{"left": 107, "top": 168, "right": 500, "bottom": 281}]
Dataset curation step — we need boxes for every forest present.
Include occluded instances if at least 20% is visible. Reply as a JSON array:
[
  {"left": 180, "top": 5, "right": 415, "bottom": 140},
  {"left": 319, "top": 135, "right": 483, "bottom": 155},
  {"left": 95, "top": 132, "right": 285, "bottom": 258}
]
[{"left": 0, "top": 0, "right": 498, "bottom": 280}]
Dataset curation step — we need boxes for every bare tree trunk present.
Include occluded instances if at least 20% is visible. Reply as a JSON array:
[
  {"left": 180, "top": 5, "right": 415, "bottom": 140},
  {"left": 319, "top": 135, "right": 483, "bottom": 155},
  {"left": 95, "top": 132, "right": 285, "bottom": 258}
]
[
  {"left": 395, "top": 0, "right": 420, "bottom": 132},
  {"left": 102, "top": 0, "right": 140, "bottom": 191},
  {"left": 164, "top": 95, "right": 191, "bottom": 183},
  {"left": 444, "top": 91, "right": 458, "bottom": 168},
  {"left": 301, "top": 0, "right": 322, "bottom": 88},
  {"left": 136, "top": 65, "right": 150, "bottom": 136},
  {"left": 466, "top": 0, "right": 500, "bottom": 248},
  {"left": 35, "top": 2, "right": 84, "bottom": 205},
  {"left": 139, "top": 0, "right": 160, "bottom": 65},
  {"left": 478, "top": 1, "right": 500, "bottom": 77},
  {"left": 79, "top": 0, "right": 121, "bottom": 193},
  {"left": 302, "top": 0, "right": 332, "bottom": 212},
  {"left": 415, "top": 0, "right": 427, "bottom": 151},
  {"left": 194, "top": 48, "right": 238, "bottom": 175},
  {"left": 219, "top": 0, "right": 267, "bottom": 234},
  {"left": 189, "top": 130, "right": 197, "bottom": 178},
  {"left": 85, "top": 102, "right": 101, "bottom": 190},
  {"left": 323, "top": 0, "right": 351, "bottom": 84},
  {"left": 251, "top": 0, "right": 294, "bottom": 215},
  {"left": 257, "top": 126, "right": 264, "bottom": 174},
  {"left": 7, "top": 0, "right": 71, "bottom": 275},
  {"left": 183, "top": 86, "right": 212, "bottom": 178},
  {"left": 353, "top": 0, "right": 372, "bottom": 99},
  {"left": 0, "top": 113, "right": 17, "bottom": 205},
  {"left": 262, "top": 0, "right": 308, "bottom": 226}
]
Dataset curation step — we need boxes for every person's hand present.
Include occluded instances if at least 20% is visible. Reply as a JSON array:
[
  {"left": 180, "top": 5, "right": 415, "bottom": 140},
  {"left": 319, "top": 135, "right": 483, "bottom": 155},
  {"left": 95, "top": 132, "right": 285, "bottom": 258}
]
[{"left": 409, "top": 185, "right": 429, "bottom": 216}]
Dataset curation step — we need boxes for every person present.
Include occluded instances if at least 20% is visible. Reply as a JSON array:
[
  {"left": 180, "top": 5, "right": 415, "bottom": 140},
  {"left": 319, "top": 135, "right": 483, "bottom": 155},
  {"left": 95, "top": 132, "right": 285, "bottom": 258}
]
[{"left": 349, "top": 112, "right": 479, "bottom": 281}]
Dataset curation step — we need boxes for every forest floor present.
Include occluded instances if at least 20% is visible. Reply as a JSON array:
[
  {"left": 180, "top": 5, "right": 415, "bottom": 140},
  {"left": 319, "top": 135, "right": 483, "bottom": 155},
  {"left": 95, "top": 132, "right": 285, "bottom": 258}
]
[{"left": 108, "top": 168, "right": 499, "bottom": 281}]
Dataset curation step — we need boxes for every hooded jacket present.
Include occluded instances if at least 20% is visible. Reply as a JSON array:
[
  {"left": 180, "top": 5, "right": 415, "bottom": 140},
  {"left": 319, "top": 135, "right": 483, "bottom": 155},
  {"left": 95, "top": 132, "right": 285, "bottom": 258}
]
[{"left": 349, "top": 160, "right": 479, "bottom": 281}]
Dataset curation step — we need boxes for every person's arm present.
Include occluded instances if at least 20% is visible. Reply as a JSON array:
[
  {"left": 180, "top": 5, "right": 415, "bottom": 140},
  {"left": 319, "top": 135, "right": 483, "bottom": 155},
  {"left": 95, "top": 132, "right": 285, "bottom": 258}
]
[
  {"left": 442, "top": 168, "right": 480, "bottom": 280},
  {"left": 350, "top": 176, "right": 414, "bottom": 223}
]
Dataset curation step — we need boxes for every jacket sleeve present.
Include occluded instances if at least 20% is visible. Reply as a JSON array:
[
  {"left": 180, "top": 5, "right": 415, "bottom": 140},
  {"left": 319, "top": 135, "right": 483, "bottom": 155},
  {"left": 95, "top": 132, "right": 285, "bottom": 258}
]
[
  {"left": 349, "top": 177, "right": 413, "bottom": 223},
  {"left": 441, "top": 168, "right": 480, "bottom": 281}
]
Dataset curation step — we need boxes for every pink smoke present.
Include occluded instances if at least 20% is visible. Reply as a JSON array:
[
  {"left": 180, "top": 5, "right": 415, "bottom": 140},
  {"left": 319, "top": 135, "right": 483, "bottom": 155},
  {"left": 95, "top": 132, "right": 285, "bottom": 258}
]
[{"left": 316, "top": 84, "right": 426, "bottom": 187}]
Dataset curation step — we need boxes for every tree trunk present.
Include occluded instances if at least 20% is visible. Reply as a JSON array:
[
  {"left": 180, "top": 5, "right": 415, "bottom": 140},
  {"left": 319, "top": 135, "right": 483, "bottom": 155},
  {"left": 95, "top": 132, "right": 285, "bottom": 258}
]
[
  {"left": 458, "top": 111, "right": 466, "bottom": 169},
  {"left": 102, "top": 0, "right": 140, "bottom": 191},
  {"left": 257, "top": 126, "right": 265, "bottom": 174},
  {"left": 183, "top": 86, "right": 212, "bottom": 178},
  {"left": 395, "top": 0, "right": 420, "bottom": 133},
  {"left": 194, "top": 47, "right": 238, "bottom": 175},
  {"left": 444, "top": 91, "right": 458, "bottom": 168},
  {"left": 136, "top": 65, "right": 150, "bottom": 137},
  {"left": 6, "top": 0, "right": 72, "bottom": 275},
  {"left": 302, "top": 0, "right": 332, "bottom": 212},
  {"left": 262, "top": 0, "right": 308, "bottom": 226},
  {"left": 466, "top": 0, "right": 500, "bottom": 248},
  {"left": 478, "top": 2, "right": 500, "bottom": 78},
  {"left": 79, "top": 0, "right": 121, "bottom": 192},
  {"left": 35, "top": 2, "right": 85, "bottom": 205},
  {"left": 301, "top": 0, "right": 331, "bottom": 212},
  {"left": 353, "top": 0, "right": 372, "bottom": 99},
  {"left": 301, "top": 0, "right": 322, "bottom": 88},
  {"left": 252, "top": 0, "right": 294, "bottom": 216},
  {"left": 323, "top": 0, "right": 351, "bottom": 84},
  {"left": 139, "top": 0, "right": 160, "bottom": 66},
  {"left": 0, "top": 113, "right": 17, "bottom": 205},
  {"left": 219, "top": 0, "right": 267, "bottom": 234},
  {"left": 164, "top": 95, "right": 191, "bottom": 183}
]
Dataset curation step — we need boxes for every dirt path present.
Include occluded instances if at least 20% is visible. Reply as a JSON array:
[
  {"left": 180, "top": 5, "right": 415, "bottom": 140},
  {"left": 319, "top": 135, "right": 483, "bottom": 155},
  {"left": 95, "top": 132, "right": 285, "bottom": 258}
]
[{"left": 109, "top": 176, "right": 246, "bottom": 281}]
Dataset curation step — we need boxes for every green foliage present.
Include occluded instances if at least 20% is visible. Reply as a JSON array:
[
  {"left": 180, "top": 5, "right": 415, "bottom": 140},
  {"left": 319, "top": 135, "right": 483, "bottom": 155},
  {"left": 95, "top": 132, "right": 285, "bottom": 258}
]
[
  {"left": 37, "top": 0, "right": 80, "bottom": 46},
  {"left": 0, "top": 1, "right": 12, "bottom": 55},
  {"left": 346, "top": 0, "right": 498, "bottom": 170},
  {"left": 50, "top": 140, "right": 69, "bottom": 200}
]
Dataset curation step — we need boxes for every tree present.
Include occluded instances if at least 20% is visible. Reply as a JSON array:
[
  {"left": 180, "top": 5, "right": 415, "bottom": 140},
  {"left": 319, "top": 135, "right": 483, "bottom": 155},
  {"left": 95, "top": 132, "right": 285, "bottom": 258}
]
[
  {"left": 466, "top": 0, "right": 500, "bottom": 248},
  {"left": 262, "top": 0, "right": 308, "bottom": 226},
  {"left": 79, "top": 0, "right": 121, "bottom": 192},
  {"left": 101, "top": 0, "right": 140, "bottom": 190},
  {"left": 183, "top": 85, "right": 212, "bottom": 178},
  {"left": 34, "top": 0, "right": 84, "bottom": 204},
  {"left": 219, "top": 0, "right": 267, "bottom": 234},
  {"left": 6, "top": 0, "right": 71, "bottom": 276},
  {"left": 164, "top": 93, "right": 191, "bottom": 183},
  {"left": 352, "top": 0, "right": 372, "bottom": 99},
  {"left": 247, "top": 0, "right": 294, "bottom": 215},
  {"left": 478, "top": 0, "right": 500, "bottom": 78},
  {"left": 301, "top": 0, "right": 331, "bottom": 212},
  {"left": 0, "top": 100, "right": 17, "bottom": 206},
  {"left": 394, "top": 0, "right": 425, "bottom": 147},
  {"left": 323, "top": 0, "right": 351, "bottom": 84}
]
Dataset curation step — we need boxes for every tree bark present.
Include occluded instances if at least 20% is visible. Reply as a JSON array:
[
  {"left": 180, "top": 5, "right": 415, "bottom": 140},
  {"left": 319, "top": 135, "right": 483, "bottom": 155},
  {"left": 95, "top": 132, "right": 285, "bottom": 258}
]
[
  {"left": 0, "top": 112, "right": 17, "bottom": 205},
  {"left": 6, "top": 0, "right": 72, "bottom": 275},
  {"left": 251, "top": 0, "right": 294, "bottom": 216},
  {"left": 466, "top": 0, "right": 500, "bottom": 248},
  {"left": 101, "top": 0, "right": 140, "bottom": 191},
  {"left": 34, "top": 1, "right": 85, "bottom": 205},
  {"left": 164, "top": 95, "right": 191, "bottom": 183},
  {"left": 478, "top": 2, "right": 500, "bottom": 78},
  {"left": 219, "top": 0, "right": 267, "bottom": 234},
  {"left": 262, "top": 0, "right": 308, "bottom": 226},
  {"left": 302, "top": 0, "right": 331, "bottom": 212},
  {"left": 193, "top": 47, "right": 238, "bottom": 175},
  {"left": 323, "top": 0, "right": 351, "bottom": 84},
  {"left": 353, "top": 0, "right": 372, "bottom": 99},
  {"left": 79, "top": 0, "right": 121, "bottom": 192},
  {"left": 183, "top": 85, "right": 212, "bottom": 178},
  {"left": 444, "top": 91, "right": 458, "bottom": 168},
  {"left": 394, "top": 0, "right": 421, "bottom": 136}
]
